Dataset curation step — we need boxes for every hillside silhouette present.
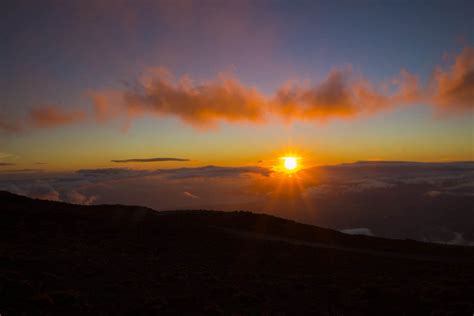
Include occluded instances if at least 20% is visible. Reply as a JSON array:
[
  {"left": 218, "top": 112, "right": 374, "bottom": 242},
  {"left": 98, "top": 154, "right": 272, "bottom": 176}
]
[{"left": 1, "top": 191, "right": 473, "bottom": 315}]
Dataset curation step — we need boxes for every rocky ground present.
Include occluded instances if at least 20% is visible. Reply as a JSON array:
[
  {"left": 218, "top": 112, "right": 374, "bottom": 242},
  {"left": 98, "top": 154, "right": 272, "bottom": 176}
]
[{"left": 1, "top": 191, "right": 473, "bottom": 315}]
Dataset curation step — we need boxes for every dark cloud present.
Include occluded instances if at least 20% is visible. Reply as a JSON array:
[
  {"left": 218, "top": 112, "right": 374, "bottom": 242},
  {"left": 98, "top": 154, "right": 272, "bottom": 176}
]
[
  {"left": 0, "top": 163, "right": 15, "bottom": 166},
  {"left": 112, "top": 157, "right": 190, "bottom": 163}
]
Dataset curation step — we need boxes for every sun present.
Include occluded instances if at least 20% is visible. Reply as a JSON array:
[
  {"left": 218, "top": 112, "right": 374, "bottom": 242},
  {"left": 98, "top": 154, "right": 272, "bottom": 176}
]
[
  {"left": 278, "top": 156, "right": 300, "bottom": 174},
  {"left": 284, "top": 157, "right": 298, "bottom": 171}
]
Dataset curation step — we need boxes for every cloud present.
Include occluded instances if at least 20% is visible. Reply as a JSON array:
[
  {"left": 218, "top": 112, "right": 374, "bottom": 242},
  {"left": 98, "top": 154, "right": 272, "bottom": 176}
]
[
  {"left": 111, "top": 157, "right": 190, "bottom": 163},
  {"left": 183, "top": 191, "right": 199, "bottom": 199},
  {"left": 5, "top": 183, "right": 61, "bottom": 201},
  {"left": 29, "top": 184, "right": 61, "bottom": 201},
  {"left": 90, "top": 90, "right": 125, "bottom": 123},
  {"left": 271, "top": 68, "right": 421, "bottom": 121},
  {"left": 58, "top": 166, "right": 271, "bottom": 186},
  {"left": 345, "top": 179, "right": 395, "bottom": 192},
  {"left": 0, "top": 117, "right": 23, "bottom": 133},
  {"left": 30, "top": 105, "right": 86, "bottom": 128},
  {"left": 426, "top": 190, "right": 443, "bottom": 197},
  {"left": 442, "top": 232, "right": 474, "bottom": 246},
  {"left": 0, "top": 153, "right": 11, "bottom": 160},
  {"left": 76, "top": 168, "right": 142, "bottom": 178},
  {"left": 93, "top": 68, "right": 266, "bottom": 129},
  {"left": 155, "top": 165, "right": 272, "bottom": 179},
  {"left": 303, "top": 185, "right": 333, "bottom": 198},
  {"left": 65, "top": 190, "right": 97, "bottom": 205},
  {"left": 272, "top": 69, "right": 358, "bottom": 120},
  {"left": 421, "top": 228, "right": 474, "bottom": 246},
  {"left": 0, "top": 163, "right": 15, "bottom": 166},
  {"left": 0, "top": 169, "right": 43, "bottom": 173},
  {"left": 431, "top": 47, "right": 474, "bottom": 112},
  {"left": 340, "top": 228, "right": 374, "bottom": 236}
]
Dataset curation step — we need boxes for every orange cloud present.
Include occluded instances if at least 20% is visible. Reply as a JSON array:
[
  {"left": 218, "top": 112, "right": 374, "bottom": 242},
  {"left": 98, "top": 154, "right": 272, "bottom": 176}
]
[
  {"left": 431, "top": 47, "right": 474, "bottom": 112},
  {"left": 94, "top": 68, "right": 266, "bottom": 129},
  {"left": 272, "top": 69, "right": 357, "bottom": 121},
  {"left": 271, "top": 68, "right": 422, "bottom": 121},
  {"left": 30, "top": 105, "right": 86, "bottom": 128}
]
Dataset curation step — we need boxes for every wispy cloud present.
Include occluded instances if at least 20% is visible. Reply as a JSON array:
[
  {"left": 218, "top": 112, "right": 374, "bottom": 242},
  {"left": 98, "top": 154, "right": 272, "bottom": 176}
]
[
  {"left": 30, "top": 105, "right": 86, "bottom": 128},
  {"left": 183, "top": 191, "right": 199, "bottom": 199},
  {"left": 111, "top": 157, "right": 190, "bottom": 163},
  {"left": 0, "top": 168, "right": 44, "bottom": 173},
  {"left": 0, "top": 118, "right": 23, "bottom": 133},
  {"left": 0, "top": 163, "right": 15, "bottom": 166}
]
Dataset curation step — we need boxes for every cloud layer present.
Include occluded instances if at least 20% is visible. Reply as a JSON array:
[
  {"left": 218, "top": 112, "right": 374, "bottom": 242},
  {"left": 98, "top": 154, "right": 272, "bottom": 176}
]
[{"left": 1, "top": 161, "right": 472, "bottom": 244}]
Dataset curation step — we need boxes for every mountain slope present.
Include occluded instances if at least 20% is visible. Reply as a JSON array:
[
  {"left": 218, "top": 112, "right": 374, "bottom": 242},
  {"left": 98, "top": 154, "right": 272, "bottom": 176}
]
[{"left": 1, "top": 191, "right": 473, "bottom": 315}]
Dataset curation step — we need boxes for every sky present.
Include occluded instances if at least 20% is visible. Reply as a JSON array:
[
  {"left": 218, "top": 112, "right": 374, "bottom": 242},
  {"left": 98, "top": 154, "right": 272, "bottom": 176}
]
[{"left": 0, "top": 0, "right": 473, "bottom": 170}]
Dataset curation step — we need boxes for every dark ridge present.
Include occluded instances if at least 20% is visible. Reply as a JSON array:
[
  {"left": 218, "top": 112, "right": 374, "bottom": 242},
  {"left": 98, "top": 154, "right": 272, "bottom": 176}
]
[{"left": 1, "top": 191, "right": 474, "bottom": 314}]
